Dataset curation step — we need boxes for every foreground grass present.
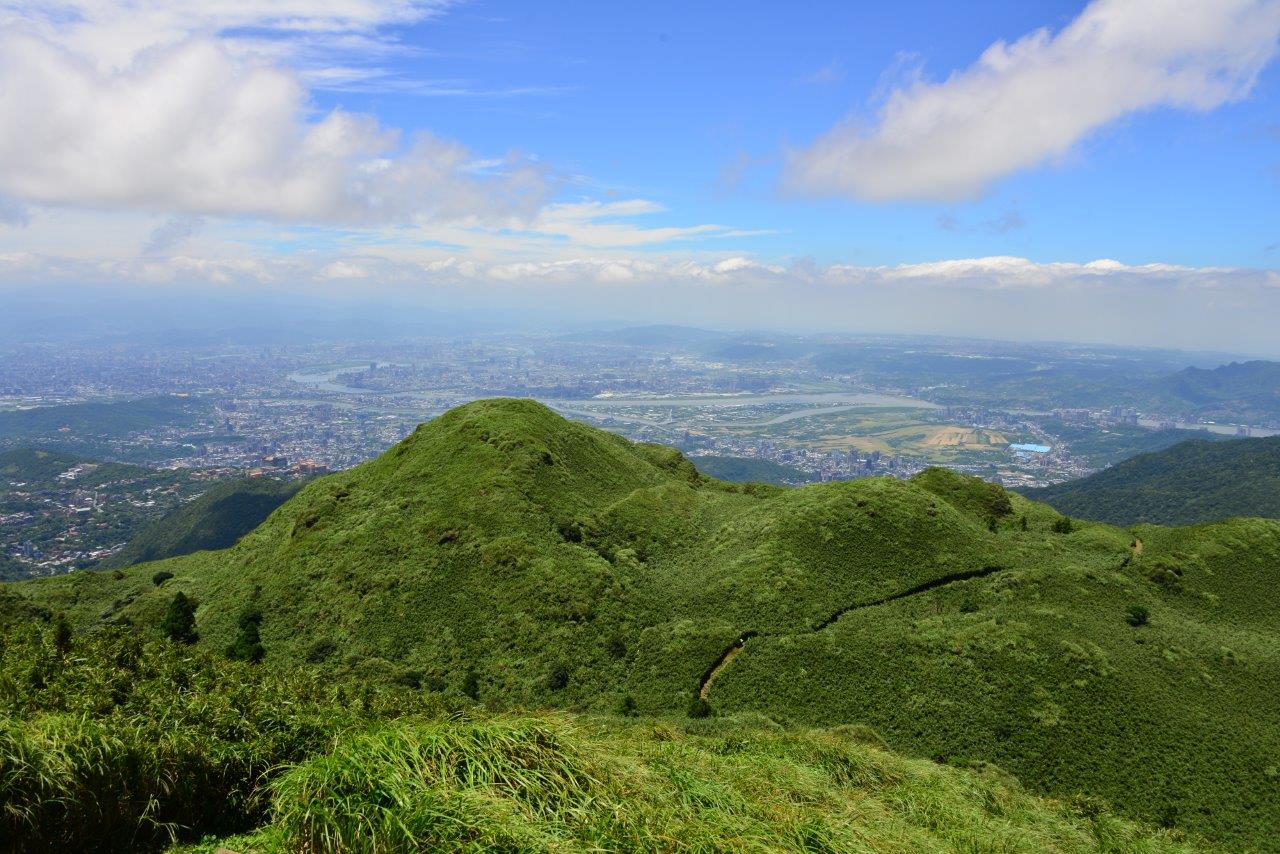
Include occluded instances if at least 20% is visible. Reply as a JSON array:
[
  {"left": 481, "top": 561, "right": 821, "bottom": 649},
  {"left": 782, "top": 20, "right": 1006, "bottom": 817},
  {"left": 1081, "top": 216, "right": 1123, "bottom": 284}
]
[
  {"left": 178, "top": 714, "right": 1198, "bottom": 854},
  {"left": 2, "top": 625, "right": 1198, "bottom": 853}
]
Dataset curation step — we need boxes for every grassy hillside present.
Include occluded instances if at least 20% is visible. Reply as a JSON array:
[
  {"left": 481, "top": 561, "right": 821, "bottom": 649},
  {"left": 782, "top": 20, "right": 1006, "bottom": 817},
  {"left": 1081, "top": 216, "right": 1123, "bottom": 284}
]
[
  {"left": 5, "top": 399, "right": 1279, "bottom": 847},
  {"left": 1025, "top": 436, "right": 1280, "bottom": 525},
  {"left": 0, "top": 626, "right": 1196, "bottom": 853},
  {"left": 691, "top": 454, "right": 816, "bottom": 485},
  {"left": 99, "top": 477, "right": 303, "bottom": 568}
]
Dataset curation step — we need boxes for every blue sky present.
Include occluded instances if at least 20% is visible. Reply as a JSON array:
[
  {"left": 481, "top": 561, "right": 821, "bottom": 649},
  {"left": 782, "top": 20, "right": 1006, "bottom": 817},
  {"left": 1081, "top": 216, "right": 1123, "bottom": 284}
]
[
  {"left": 302, "top": 0, "right": 1280, "bottom": 267},
  {"left": 0, "top": 0, "right": 1279, "bottom": 352}
]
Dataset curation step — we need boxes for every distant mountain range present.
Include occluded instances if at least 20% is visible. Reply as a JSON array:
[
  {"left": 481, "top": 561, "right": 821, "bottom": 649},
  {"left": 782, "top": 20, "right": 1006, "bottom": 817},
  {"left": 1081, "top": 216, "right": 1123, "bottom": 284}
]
[{"left": 1024, "top": 435, "right": 1280, "bottom": 526}]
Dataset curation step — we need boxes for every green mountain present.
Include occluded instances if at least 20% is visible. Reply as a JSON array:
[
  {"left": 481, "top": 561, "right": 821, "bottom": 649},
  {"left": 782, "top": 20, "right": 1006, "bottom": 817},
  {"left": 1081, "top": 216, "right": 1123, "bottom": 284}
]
[
  {"left": 98, "top": 477, "right": 304, "bottom": 568},
  {"left": 6, "top": 399, "right": 1280, "bottom": 848},
  {"left": 1159, "top": 360, "right": 1280, "bottom": 422},
  {"left": 691, "top": 454, "right": 816, "bottom": 485},
  {"left": 1025, "top": 436, "right": 1280, "bottom": 526}
]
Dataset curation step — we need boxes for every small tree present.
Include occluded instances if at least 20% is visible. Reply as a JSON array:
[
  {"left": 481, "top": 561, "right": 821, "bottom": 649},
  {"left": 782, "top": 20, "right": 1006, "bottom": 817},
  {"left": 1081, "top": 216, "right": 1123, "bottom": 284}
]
[
  {"left": 1051, "top": 516, "right": 1074, "bottom": 534},
  {"left": 225, "top": 604, "right": 265, "bottom": 663},
  {"left": 1019, "top": 515, "right": 1028, "bottom": 532},
  {"left": 1126, "top": 604, "right": 1150, "bottom": 627},
  {"left": 986, "top": 516, "right": 999, "bottom": 533},
  {"left": 616, "top": 694, "right": 638, "bottom": 717},
  {"left": 52, "top": 615, "right": 73, "bottom": 656},
  {"left": 161, "top": 592, "right": 198, "bottom": 644}
]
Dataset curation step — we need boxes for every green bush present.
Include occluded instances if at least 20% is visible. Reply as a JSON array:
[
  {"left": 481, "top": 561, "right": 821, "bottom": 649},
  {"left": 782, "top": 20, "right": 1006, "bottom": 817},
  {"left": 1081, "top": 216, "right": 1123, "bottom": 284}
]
[
  {"left": 151, "top": 570, "right": 174, "bottom": 586},
  {"left": 161, "top": 592, "right": 198, "bottom": 644},
  {"left": 1126, "top": 604, "right": 1150, "bottom": 627},
  {"left": 687, "top": 696, "right": 713, "bottom": 719}
]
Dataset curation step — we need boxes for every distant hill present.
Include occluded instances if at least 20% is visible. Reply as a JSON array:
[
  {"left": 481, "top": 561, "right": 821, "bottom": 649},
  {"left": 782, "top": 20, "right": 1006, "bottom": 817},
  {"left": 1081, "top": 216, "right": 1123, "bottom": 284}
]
[
  {"left": 1160, "top": 360, "right": 1280, "bottom": 421},
  {"left": 99, "top": 477, "right": 303, "bottom": 568},
  {"left": 1024, "top": 435, "right": 1280, "bottom": 526},
  {"left": 8, "top": 398, "right": 1280, "bottom": 846},
  {"left": 0, "top": 396, "right": 209, "bottom": 444},
  {"left": 691, "top": 455, "right": 815, "bottom": 484},
  {"left": 0, "top": 447, "right": 146, "bottom": 485}
]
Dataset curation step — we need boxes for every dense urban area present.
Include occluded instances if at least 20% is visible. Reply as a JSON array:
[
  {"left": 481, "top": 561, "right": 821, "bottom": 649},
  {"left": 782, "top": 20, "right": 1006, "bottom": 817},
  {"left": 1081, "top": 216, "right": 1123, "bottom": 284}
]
[{"left": 2, "top": 328, "right": 1276, "bottom": 579}]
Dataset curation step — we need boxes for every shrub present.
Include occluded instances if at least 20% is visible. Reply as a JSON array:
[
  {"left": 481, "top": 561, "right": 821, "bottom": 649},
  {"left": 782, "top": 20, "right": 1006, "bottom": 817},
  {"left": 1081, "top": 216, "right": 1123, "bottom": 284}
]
[
  {"left": 462, "top": 669, "right": 481, "bottom": 700},
  {"left": 1126, "top": 604, "right": 1150, "bottom": 627},
  {"left": 304, "top": 638, "right": 338, "bottom": 664},
  {"left": 161, "top": 592, "right": 198, "bottom": 644},
  {"left": 52, "top": 615, "right": 73, "bottom": 655},
  {"left": 151, "top": 570, "right": 174, "bottom": 586},
  {"left": 616, "top": 694, "right": 637, "bottom": 717},
  {"left": 606, "top": 634, "right": 627, "bottom": 659},
  {"left": 546, "top": 663, "right": 569, "bottom": 692},
  {"left": 226, "top": 604, "right": 265, "bottom": 664},
  {"left": 1051, "top": 517, "right": 1074, "bottom": 534},
  {"left": 687, "top": 696, "right": 713, "bottom": 719}
]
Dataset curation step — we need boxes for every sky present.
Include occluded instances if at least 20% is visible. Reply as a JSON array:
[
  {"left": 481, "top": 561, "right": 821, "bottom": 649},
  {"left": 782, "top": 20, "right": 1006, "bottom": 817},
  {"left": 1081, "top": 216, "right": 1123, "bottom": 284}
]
[{"left": 1, "top": 0, "right": 1279, "bottom": 353}]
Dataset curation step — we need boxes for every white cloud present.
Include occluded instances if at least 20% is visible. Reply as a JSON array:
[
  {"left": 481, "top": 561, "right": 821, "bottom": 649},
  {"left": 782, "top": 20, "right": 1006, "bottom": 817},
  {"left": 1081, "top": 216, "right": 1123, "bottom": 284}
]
[
  {"left": 787, "top": 0, "right": 1280, "bottom": 201},
  {"left": 4, "top": 251, "right": 1278, "bottom": 353},
  {"left": 0, "top": 2, "right": 548, "bottom": 225}
]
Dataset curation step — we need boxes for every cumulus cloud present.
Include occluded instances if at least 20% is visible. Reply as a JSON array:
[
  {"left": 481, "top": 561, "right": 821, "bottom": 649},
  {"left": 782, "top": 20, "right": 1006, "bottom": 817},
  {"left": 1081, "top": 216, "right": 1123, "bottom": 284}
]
[
  {"left": 787, "top": 0, "right": 1280, "bottom": 201},
  {"left": 0, "top": 2, "right": 548, "bottom": 225}
]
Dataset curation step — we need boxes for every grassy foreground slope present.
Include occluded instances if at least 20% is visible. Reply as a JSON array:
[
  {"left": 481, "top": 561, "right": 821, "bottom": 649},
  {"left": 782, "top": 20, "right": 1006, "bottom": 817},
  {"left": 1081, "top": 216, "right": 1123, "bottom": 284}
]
[
  {"left": 99, "top": 477, "right": 303, "bottom": 568},
  {"left": 0, "top": 628, "right": 1192, "bottom": 853},
  {"left": 1025, "top": 435, "right": 1280, "bottom": 525},
  {"left": 7, "top": 399, "right": 1280, "bottom": 847}
]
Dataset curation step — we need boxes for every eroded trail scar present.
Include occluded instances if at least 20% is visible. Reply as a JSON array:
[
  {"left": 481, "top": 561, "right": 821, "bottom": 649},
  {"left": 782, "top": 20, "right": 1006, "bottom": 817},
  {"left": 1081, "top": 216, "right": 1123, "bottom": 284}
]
[
  {"left": 1133, "top": 537, "right": 1144, "bottom": 556},
  {"left": 699, "top": 632, "right": 757, "bottom": 699},
  {"left": 697, "top": 565, "right": 1007, "bottom": 700}
]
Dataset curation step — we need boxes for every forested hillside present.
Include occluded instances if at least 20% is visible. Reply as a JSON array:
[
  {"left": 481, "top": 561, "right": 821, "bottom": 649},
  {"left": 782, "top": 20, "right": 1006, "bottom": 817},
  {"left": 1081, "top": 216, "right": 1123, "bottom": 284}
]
[{"left": 1025, "top": 436, "right": 1280, "bottom": 525}]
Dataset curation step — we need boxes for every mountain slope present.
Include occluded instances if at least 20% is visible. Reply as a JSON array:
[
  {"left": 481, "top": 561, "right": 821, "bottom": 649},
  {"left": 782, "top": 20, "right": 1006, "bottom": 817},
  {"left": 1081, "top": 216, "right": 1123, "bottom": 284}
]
[
  {"left": 1024, "top": 436, "right": 1280, "bottom": 526},
  {"left": 99, "top": 477, "right": 303, "bottom": 568},
  {"left": 7, "top": 398, "right": 1280, "bottom": 847}
]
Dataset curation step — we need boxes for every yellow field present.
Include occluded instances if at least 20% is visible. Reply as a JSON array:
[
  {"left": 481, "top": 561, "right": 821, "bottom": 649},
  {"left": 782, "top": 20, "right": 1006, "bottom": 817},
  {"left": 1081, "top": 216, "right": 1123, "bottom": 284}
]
[{"left": 920, "top": 426, "right": 1008, "bottom": 447}]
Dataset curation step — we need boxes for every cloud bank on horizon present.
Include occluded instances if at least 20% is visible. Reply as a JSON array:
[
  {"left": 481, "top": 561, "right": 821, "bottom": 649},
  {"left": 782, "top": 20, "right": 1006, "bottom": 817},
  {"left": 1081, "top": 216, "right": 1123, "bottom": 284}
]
[{"left": 0, "top": 0, "right": 1277, "bottom": 353}]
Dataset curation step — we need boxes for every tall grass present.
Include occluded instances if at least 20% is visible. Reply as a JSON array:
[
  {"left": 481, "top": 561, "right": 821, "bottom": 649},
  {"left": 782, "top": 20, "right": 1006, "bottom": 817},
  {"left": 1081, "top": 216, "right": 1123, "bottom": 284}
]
[
  {"left": 261, "top": 715, "right": 1201, "bottom": 854},
  {"left": 0, "top": 623, "right": 445, "bottom": 851}
]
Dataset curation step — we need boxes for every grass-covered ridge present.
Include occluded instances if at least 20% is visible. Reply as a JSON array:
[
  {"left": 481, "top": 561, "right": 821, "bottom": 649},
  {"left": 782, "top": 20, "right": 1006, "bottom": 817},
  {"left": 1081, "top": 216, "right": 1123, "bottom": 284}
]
[{"left": 6, "top": 398, "right": 1280, "bottom": 847}]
